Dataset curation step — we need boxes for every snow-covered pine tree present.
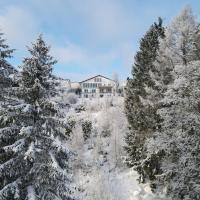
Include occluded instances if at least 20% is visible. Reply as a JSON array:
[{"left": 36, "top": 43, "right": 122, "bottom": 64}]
[
  {"left": 136, "top": 6, "right": 197, "bottom": 187},
  {"left": 144, "top": 6, "right": 199, "bottom": 198},
  {"left": 124, "top": 18, "right": 164, "bottom": 183},
  {"left": 0, "top": 35, "right": 74, "bottom": 200},
  {"left": 151, "top": 6, "right": 196, "bottom": 96},
  {"left": 146, "top": 61, "right": 200, "bottom": 199},
  {"left": 0, "top": 32, "right": 25, "bottom": 199},
  {"left": 192, "top": 23, "right": 200, "bottom": 60},
  {"left": 0, "top": 32, "right": 16, "bottom": 103}
]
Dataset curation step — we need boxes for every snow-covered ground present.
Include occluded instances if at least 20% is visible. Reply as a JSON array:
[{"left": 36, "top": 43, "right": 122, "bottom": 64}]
[{"left": 62, "top": 96, "right": 163, "bottom": 200}]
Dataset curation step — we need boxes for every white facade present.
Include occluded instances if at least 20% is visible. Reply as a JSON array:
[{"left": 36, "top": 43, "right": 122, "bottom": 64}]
[{"left": 80, "top": 75, "right": 116, "bottom": 98}]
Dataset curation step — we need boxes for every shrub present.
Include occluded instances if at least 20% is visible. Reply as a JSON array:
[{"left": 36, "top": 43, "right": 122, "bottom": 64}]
[
  {"left": 65, "top": 117, "right": 76, "bottom": 138},
  {"left": 75, "top": 104, "right": 86, "bottom": 113},
  {"left": 66, "top": 93, "right": 78, "bottom": 104},
  {"left": 82, "top": 120, "right": 92, "bottom": 141}
]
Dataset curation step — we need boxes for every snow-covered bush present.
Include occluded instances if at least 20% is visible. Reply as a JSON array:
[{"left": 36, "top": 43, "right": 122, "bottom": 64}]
[
  {"left": 65, "top": 116, "right": 76, "bottom": 138},
  {"left": 82, "top": 97, "right": 114, "bottom": 113},
  {"left": 66, "top": 93, "right": 78, "bottom": 104},
  {"left": 97, "top": 113, "right": 111, "bottom": 137},
  {"left": 75, "top": 104, "right": 86, "bottom": 113},
  {"left": 101, "top": 123, "right": 111, "bottom": 137},
  {"left": 82, "top": 120, "right": 92, "bottom": 141},
  {"left": 84, "top": 99, "right": 101, "bottom": 112}
]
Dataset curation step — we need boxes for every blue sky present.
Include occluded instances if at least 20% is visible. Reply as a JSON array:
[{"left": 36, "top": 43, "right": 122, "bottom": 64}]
[{"left": 0, "top": 0, "right": 200, "bottom": 81}]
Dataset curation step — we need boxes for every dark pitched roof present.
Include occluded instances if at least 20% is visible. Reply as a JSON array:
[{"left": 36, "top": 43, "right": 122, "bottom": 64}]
[{"left": 79, "top": 75, "right": 115, "bottom": 83}]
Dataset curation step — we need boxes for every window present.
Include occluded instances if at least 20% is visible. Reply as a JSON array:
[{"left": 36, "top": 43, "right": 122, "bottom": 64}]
[
  {"left": 86, "top": 83, "right": 93, "bottom": 88},
  {"left": 84, "top": 89, "right": 88, "bottom": 93},
  {"left": 92, "top": 89, "right": 96, "bottom": 93},
  {"left": 93, "top": 83, "right": 97, "bottom": 88},
  {"left": 107, "top": 88, "right": 112, "bottom": 93},
  {"left": 94, "top": 77, "right": 102, "bottom": 82},
  {"left": 100, "top": 89, "right": 104, "bottom": 93}
]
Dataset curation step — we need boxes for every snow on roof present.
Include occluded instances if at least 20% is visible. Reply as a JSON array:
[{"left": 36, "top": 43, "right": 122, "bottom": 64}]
[
  {"left": 71, "top": 82, "right": 81, "bottom": 89},
  {"left": 121, "top": 80, "right": 127, "bottom": 87},
  {"left": 80, "top": 75, "right": 115, "bottom": 83},
  {"left": 59, "top": 79, "right": 71, "bottom": 88}
]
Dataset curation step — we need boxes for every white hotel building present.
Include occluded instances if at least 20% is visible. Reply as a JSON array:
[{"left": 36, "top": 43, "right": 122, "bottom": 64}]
[{"left": 79, "top": 75, "right": 117, "bottom": 98}]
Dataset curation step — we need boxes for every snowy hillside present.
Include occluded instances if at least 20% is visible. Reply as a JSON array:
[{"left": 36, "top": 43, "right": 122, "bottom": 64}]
[{"left": 62, "top": 97, "right": 163, "bottom": 200}]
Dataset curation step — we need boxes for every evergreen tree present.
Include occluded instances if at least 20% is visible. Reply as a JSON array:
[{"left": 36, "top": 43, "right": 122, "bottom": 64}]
[
  {"left": 0, "top": 32, "right": 15, "bottom": 103},
  {"left": 146, "top": 61, "right": 200, "bottom": 199},
  {"left": 124, "top": 18, "right": 165, "bottom": 183},
  {"left": 144, "top": 6, "right": 199, "bottom": 198},
  {"left": 192, "top": 23, "right": 200, "bottom": 60},
  {"left": 0, "top": 35, "right": 74, "bottom": 200},
  {"left": 151, "top": 6, "right": 196, "bottom": 96},
  {"left": 0, "top": 32, "right": 24, "bottom": 199}
]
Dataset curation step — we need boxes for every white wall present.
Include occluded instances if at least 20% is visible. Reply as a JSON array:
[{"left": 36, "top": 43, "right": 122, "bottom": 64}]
[{"left": 81, "top": 76, "right": 116, "bottom": 97}]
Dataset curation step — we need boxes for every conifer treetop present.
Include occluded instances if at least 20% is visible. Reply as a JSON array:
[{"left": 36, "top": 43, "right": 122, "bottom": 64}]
[
  {"left": 20, "top": 35, "right": 57, "bottom": 103},
  {"left": 0, "top": 32, "right": 15, "bottom": 59}
]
